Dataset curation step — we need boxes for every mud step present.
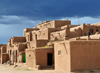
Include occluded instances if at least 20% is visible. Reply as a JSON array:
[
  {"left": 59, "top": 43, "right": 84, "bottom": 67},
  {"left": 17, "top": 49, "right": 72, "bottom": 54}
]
[{"left": 41, "top": 66, "right": 54, "bottom": 69}]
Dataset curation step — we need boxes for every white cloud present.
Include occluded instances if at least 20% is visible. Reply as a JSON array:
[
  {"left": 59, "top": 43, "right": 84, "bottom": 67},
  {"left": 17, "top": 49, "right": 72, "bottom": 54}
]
[
  {"left": 61, "top": 16, "right": 100, "bottom": 25},
  {"left": 0, "top": 15, "right": 42, "bottom": 25},
  {"left": 0, "top": 15, "right": 42, "bottom": 44}
]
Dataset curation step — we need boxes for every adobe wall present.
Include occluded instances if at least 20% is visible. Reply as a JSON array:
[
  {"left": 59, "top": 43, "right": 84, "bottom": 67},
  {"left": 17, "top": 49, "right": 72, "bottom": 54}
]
[
  {"left": 69, "top": 28, "right": 82, "bottom": 38},
  {"left": 7, "top": 46, "right": 14, "bottom": 53},
  {"left": 27, "top": 41, "right": 37, "bottom": 49},
  {"left": 32, "top": 31, "right": 37, "bottom": 40},
  {"left": 70, "top": 25, "right": 83, "bottom": 32},
  {"left": 70, "top": 41, "right": 100, "bottom": 71},
  {"left": 37, "top": 28, "right": 56, "bottom": 40},
  {"left": 54, "top": 20, "right": 71, "bottom": 28},
  {"left": 26, "top": 49, "right": 36, "bottom": 68},
  {"left": 1, "top": 46, "right": 7, "bottom": 54},
  {"left": 18, "top": 52, "right": 25, "bottom": 63},
  {"left": 1, "top": 54, "right": 9, "bottom": 64},
  {"left": 37, "top": 28, "right": 48, "bottom": 40},
  {"left": 82, "top": 24, "right": 100, "bottom": 36},
  {"left": 35, "top": 48, "right": 54, "bottom": 67},
  {"left": 36, "top": 20, "right": 71, "bottom": 29},
  {"left": 13, "top": 43, "right": 27, "bottom": 63},
  {"left": 0, "top": 44, "right": 6, "bottom": 47},
  {"left": 14, "top": 43, "right": 27, "bottom": 51},
  {"left": 45, "top": 21, "right": 55, "bottom": 28},
  {"left": 69, "top": 24, "right": 100, "bottom": 37},
  {"left": 54, "top": 41, "right": 71, "bottom": 72},
  {"left": 26, "top": 32, "right": 32, "bottom": 42},
  {"left": 36, "top": 21, "right": 54, "bottom": 29},
  {"left": 27, "top": 40, "right": 48, "bottom": 49},
  {"left": 0, "top": 47, "right": 1, "bottom": 58},
  {"left": 50, "top": 29, "right": 66, "bottom": 41},
  {"left": 18, "top": 43, "right": 27, "bottom": 51},
  {"left": 37, "top": 40, "right": 48, "bottom": 47},
  {"left": 7, "top": 41, "right": 11, "bottom": 46},
  {"left": 69, "top": 25, "right": 80, "bottom": 28},
  {"left": 23, "top": 28, "right": 39, "bottom": 37},
  {"left": 48, "top": 28, "right": 57, "bottom": 40},
  {"left": 61, "top": 25, "right": 68, "bottom": 29},
  {"left": 11, "top": 37, "right": 26, "bottom": 44},
  {"left": 26, "top": 30, "right": 37, "bottom": 41},
  {"left": 7, "top": 46, "right": 14, "bottom": 63}
]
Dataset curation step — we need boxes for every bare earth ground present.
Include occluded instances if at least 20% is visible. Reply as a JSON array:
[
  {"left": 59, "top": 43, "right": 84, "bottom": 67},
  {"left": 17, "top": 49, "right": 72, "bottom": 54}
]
[{"left": 0, "top": 63, "right": 100, "bottom": 73}]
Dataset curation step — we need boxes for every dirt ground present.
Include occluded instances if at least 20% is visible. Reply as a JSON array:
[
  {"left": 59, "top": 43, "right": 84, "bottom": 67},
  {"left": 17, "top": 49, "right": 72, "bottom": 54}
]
[
  {"left": 0, "top": 63, "right": 100, "bottom": 73},
  {"left": 0, "top": 63, "right": 62, "bottom": 73}
]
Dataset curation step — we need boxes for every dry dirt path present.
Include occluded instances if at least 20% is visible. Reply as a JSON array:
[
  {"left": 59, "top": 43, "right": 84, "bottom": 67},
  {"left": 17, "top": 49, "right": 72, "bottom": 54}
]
[
  {"left": 0, "top": 63, "right": 62, "bottom": 73},
  {"left": 0, "top": 63, "right": 100, "bottom": 73}
]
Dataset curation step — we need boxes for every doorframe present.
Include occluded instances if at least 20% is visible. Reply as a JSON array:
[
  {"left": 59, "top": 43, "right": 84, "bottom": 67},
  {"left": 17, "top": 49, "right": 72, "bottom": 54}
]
[{"left": 47, "top": 53, "right": 53, "bottom": 66}]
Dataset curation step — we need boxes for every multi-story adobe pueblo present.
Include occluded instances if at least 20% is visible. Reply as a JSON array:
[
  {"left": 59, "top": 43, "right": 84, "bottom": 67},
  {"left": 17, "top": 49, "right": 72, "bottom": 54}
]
[{"left": 0, "top": 20, "right": 100, "bottom": 72}]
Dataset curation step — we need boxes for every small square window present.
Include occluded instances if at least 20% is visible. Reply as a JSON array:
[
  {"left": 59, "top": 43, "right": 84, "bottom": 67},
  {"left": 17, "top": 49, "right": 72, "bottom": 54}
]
[
  {"left": 58, "top": 51, "right": 61, "bottom": 55},
  {"left": 29, "top": 55, "right": 31, "bottom": 57}
]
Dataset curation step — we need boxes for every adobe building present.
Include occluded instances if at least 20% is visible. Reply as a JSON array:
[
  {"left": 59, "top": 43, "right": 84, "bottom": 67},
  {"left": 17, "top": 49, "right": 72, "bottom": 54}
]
[
  {"left": 54, "top": 39, "right": 100, "bottom": 72},
  {"left": 7, "top": 36, "right": 27, "bottom": 64},
  {"left": 0, "top": 44, "right": 9, "bottom": 64},
  {"left": 24, "top": 20, "right": 100, "bottom": 72},
  {"left": 26, "top": 47, "right": 54, "bottom": 69},
  {"left": 1, "top": 19, "right": 100, "bottom": 72}
]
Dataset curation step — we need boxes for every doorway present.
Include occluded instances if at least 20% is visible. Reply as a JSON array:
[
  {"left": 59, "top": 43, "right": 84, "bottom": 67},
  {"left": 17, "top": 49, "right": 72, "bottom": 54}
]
[
  {"left": 13, "top": 51, "right": 17, "bottom": 62},
  {"left": 47, "top": 53, "right": 52, "bottom": 66},
  {"left": 23, "top": 54, "right": 26, "bottom": 63},
  {"left": 10, "top": 50, "right": 12, "bottom": 61}
]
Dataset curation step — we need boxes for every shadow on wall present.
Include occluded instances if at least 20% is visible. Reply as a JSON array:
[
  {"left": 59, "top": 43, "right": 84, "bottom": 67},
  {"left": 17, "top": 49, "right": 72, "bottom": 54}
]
[{"left": 63, "top": 43, "right": 68, "bottom": 54}]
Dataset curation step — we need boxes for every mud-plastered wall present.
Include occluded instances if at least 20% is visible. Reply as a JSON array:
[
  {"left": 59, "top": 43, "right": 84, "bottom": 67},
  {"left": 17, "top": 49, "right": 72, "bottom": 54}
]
[
  {"left": 54, "top": 41, "right": 71, "bottom": 72},
  {"left": 70, "top": 41, "right": 100, "bottom": 71}
]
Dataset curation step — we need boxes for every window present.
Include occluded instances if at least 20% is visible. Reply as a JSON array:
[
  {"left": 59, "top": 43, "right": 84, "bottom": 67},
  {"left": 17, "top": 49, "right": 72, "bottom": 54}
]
[
  {"left": 58, "top": 51, "right": 61, "bottom": 55},
  {"left": 84, "top": 33, "right": 86, "bottom": 36},
  {"left": 96, "top": 29, "right": 98, "bottom": 32},
  {"left": 90, "top": 28, "right": 93, "bottom": 34},
  {"left": 29, "top": 54, "right": 31, "bottom": 57}
]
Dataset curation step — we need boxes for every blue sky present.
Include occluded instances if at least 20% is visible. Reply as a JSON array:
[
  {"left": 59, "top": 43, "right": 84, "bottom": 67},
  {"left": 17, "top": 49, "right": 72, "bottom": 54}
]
[{"left": 0, "top": 0, "right": 100, "bottom": 44}]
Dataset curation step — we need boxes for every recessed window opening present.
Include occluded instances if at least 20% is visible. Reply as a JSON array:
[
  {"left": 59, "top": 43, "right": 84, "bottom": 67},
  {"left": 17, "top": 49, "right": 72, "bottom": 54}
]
[
  {"left": 58, "top": 51, "right": 61, "bottom": 55},
  {"left": 90, "top": 28, "right": 93, "bottom": 34},
  {"left": 84, "top": 33, "right": 86, "bottom": 36},
  {"left": 96, "top": 29, "right": 98, "bottom": 32},
  {"left": 29, "top": 55, "right": 31, "bottom": 57}
]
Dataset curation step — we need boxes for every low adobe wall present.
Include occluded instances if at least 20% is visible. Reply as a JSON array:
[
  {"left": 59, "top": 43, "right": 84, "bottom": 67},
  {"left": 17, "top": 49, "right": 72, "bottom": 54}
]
[
  {"left": 1, "top": 54, "right": 9, "bottom": 64},
  {"left": 50, "top": 29, "right": 66, "bottom": 41},
  {"left": 18, "top": 43, "right": 27, "bottom": 51},
  {"left": 11, "top": 37, "right": 26, "bottom": 44},
  {"left": 1, "top": 46, "right": 7, "bottom": 53},
  {"left": 70, "top": 41, "right": 100, "bottom": 71},
  {"left": 27, "top": 40, "right": 48, "bottom": 49}
]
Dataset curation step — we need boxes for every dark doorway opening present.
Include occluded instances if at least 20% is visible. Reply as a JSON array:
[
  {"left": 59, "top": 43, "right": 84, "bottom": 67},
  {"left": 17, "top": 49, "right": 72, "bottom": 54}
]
[
  {"left": 90, "top": 28, "right": 93, "bottom": 34},
  {"left": 10, "top": 50, "right": 12, "bottom": 60},
  {"left": 96, "top": 29, "right": 98, "bottom": 32},
  {"left": 13, "top": 51, "right": 17, "bottom": 62},
  {"left": 47, "top": 53, "right": 52, "bottom": 66}
]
